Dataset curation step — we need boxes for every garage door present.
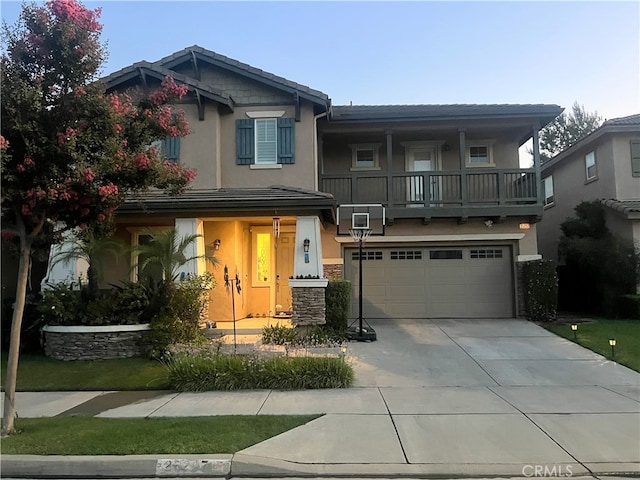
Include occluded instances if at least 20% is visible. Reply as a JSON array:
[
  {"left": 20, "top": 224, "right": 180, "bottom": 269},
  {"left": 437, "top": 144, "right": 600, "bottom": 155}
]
[{"left": 345, "top": 246, "right": 513, "bottom": 319}]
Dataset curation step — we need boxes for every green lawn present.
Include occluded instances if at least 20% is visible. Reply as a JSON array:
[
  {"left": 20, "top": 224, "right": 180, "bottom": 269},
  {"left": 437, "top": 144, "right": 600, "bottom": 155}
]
[
  {"left": 1, "top": 354, "right": 170, "bottom": 391},
  {"left": 1, "top": 415, "right": 318, "bottom": 454},
  {"left": 547, "top": 318, "right": 640, "bottom": 372}
]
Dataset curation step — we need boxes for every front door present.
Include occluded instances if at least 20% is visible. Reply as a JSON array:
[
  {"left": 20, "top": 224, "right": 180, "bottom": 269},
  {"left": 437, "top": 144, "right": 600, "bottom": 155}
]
[
  {"left": 406, "top": 145, "right": 440, "bottom": 206},
  {"left": 275, "top": 233, "right": 295, "bottom": 313}
]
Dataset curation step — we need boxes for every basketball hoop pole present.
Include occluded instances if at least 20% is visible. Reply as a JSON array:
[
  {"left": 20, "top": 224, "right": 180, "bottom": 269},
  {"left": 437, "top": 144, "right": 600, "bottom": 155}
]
[{"left": 349, "top": 229, "right": 372, "bottom": 338}]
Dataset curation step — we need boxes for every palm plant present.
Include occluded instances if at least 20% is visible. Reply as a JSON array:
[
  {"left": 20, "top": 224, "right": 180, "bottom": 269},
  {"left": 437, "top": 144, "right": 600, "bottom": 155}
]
[{"left": 134, "top": 228, "right": 218, "bottom": 283}]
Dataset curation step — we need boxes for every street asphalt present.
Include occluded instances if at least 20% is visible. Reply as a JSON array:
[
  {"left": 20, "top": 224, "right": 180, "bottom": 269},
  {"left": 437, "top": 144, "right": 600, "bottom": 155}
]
[{"left": 1, "top": 318, "right": 639, "bottom": 478}]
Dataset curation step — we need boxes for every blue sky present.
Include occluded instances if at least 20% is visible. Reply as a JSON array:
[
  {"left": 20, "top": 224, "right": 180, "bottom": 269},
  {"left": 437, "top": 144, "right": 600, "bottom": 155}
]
[{"left": 1, "top": 1, "right": 638, "bottom": 121}]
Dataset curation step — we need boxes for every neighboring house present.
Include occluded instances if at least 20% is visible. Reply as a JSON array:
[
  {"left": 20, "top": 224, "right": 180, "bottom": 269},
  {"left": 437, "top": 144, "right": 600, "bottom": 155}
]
[
  {"left": 39, "top": 45, "right": 563, "bottom": 321},
  {"left": 537, "top": 114, "right": 640, "bottom": 264}
]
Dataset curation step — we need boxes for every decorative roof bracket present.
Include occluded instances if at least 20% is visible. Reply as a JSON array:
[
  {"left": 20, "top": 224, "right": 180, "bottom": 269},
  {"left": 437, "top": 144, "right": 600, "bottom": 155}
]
[
  {"left": 190, "top": 49, "right": 200, "bottom": 81},
  {"left": 294, "top": 92, "right": 301, "bottom": 122},
  {"left": 195, "top": 89, "right": 205, "bottom": 121}
]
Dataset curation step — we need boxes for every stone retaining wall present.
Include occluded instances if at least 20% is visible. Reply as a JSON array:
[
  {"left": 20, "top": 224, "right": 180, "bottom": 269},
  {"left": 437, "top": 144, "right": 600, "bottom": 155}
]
[{"left": 43, "top": 325, "right": 150, "bottom": 361}]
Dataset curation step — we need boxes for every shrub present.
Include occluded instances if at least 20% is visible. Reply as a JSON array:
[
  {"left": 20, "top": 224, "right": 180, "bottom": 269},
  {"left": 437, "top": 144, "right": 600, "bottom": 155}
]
[
  {"left": 523, "top": 260, "right": 558, "bottom": 323},
  {"left": 262, "top": 323, "right": 298, "bottom": 345},
  {"left": 148, "top": 272, "right": 214, "bottom": 358},
  {"left": 2, "top": 295, "right": 44, "bottom": 354},
  {"left": 325, "top": 280, "right": 351, "bottom": 332},
  {"left": 167, "top": 352, "right": 354, "bottom": 391},
  {"left": 38, "top": 281, "right": 152, "bottom": 326}
]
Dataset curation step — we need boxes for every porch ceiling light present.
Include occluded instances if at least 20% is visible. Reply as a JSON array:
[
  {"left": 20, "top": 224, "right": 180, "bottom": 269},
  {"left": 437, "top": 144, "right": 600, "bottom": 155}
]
[{"left": 519, "top": 223, "right": 531, "bottom": 230}]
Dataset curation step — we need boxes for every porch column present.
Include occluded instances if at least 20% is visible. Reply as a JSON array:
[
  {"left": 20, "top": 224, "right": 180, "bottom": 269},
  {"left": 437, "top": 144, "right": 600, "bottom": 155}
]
[
  {"left": 386, "top": 130, "right": 394, "bottom": 208},
  {"left": 458, "top": 129, "right": 467, "bottom": 204},
  {"left": 532, "top": 124, "right": 543, "bottom": 206},
  {"left": 41, "top": 227, "right": 88, "bottom": 289},
  {"left": 174, "top": 218, "right": 206, "bottom": 280},
  {"left": 289, "top": 216, "right": 328, "bottom": 328}
]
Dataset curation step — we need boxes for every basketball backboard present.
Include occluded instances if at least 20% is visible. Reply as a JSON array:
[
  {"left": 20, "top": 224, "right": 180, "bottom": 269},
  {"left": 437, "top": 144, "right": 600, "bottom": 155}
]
[{"left": 337, "top": 204, "right": 385, "bottom": 236}]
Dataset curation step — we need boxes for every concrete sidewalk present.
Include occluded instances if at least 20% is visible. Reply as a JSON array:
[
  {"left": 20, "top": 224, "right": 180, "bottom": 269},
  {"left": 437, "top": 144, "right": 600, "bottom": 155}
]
[{"left": 2, "top": 318, "right": 639, "bottom": 478}]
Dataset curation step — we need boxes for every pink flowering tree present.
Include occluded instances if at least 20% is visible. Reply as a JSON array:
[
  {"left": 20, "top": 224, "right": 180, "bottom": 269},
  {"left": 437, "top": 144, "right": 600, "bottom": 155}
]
[{"left": 1, "top": 0, "right": 195, "bottom": 435}]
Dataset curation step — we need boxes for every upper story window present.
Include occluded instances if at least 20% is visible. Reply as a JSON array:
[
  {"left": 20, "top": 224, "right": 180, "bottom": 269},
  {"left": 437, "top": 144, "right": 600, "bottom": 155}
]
[
  {"left": 630, "top": 140, "right": 640, "bottom": 177},
  {"left": 236, "top": 116, "right": 295, "bottom": 166},
  {"left": 543, "top": 175, "right": 554, "bottom": 207},
  {"left": 150, "top": 136, "right": 180, "bottom": 163},
  {"left": 585, "top": 151, "right": 597, "bottom": 180},
  {"left": 349, "top": 143, "right": 381, "bottom": 170},
  {"left": 466, "top": 140, "right": 495, "bottom": 167}
]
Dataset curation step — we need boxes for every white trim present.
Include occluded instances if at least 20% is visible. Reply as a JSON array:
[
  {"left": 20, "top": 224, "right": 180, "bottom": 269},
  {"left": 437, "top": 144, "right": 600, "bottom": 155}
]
[
  {"left": 466, "top": 140, "right": 496, "bottom": 167},
  {"left": 43, "top": 324, "right": 151, "bottom": 333},
  {"left": 250, "top": 164, "right": 283, "bottom": 170},
  {"left": 334, "top": 233, "right": 525, "bottom": 243},
  {"left": 246, "top": 110, "right": 285, "bottom": 119},
  {"left": 517, "top": 254, "right": 543, "bottom": 262},
  {"left": 288, "top": 278, "right": 329, "bottom": 288},
  {"left": 348, "top": 143, "right": 382, "bottom": 170}
]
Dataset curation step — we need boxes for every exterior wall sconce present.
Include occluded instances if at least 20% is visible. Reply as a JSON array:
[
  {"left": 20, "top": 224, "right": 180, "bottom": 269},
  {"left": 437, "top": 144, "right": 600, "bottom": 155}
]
[
  {"left": 484, "top": 219, "right": 493, "bottom": 228},
  {"left": 609, "top": 338, "right": 616, "bottom": 358},
  {"left": 272, "top": 217, "right": 280, "bottom": 238},
  {"left": 213, "top": 239, "right": 221, "bottom": 251},
  {"left": 519, "top": 223, "right": 531, "bottom": 230},
  {"left": 570, "top": 323, "right": 578, "bottom": 341},
  {"left": 303, "top": 238, "right": 310, "bottom": 263}
]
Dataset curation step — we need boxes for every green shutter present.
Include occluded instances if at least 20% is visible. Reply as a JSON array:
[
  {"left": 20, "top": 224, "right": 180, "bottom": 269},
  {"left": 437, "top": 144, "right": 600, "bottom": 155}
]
[
  {"left": 631, "top": 140, "right": 640, "bottom": 177},
  {"left": 277, "top": 117, "right": 295, "bottom": 164},
  {"left": 165, "top": 137, "right": 180, "bottom": 162},
  {"left": 236, "top": 119, "right": 254, "bottom": 165}
]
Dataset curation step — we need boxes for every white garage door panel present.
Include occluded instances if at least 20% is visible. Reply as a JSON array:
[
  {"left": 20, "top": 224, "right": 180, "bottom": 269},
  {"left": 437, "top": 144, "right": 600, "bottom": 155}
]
[{"left": 346, "top": 246, "right": 513, "bottom": 319}]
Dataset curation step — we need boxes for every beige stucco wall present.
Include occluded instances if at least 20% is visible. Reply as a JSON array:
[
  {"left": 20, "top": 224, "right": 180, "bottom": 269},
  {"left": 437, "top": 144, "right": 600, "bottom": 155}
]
[{"left": 182, "top": 103, "right": 221, "bottom": 190}]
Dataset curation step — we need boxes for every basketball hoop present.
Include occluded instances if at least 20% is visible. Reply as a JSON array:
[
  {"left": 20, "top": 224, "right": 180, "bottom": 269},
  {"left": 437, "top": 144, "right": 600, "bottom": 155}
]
[{"left": 349, "top": 228, "right": 372, "bottom": 245}]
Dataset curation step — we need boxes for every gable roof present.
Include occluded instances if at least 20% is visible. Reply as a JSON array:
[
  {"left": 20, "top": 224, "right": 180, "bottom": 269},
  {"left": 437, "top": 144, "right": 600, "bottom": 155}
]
[
  {"left": 330, "top": 104, "right": 563, "bottom": 126},
  {"left": 101, "top": 61, "right": 235, "bottom": 111},
  {"left": 154, "top": 45, "right": 331, "bottom": 110},
  {"left": 542, "top": 113, "right": 640, "bottom": 173}
]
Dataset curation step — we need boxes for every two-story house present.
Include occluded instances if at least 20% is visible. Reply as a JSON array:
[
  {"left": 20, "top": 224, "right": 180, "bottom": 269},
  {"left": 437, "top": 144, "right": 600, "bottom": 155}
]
[
  {"left": 537, "top": 114, "right": 640, "bottom": 265},
  {"left": 41, "top": 46, "right": 563, "bottom": 322}
]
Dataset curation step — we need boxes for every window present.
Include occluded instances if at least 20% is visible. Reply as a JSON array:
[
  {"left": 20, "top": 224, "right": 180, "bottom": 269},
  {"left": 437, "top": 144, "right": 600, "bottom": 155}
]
[
  {"left": 466, "top": 141, "right": 495, "bottom": 167},
  {"left": 631, "top": 140, "right": 640, "bottom": 177},
  {"left": 150, "top": 137, "right": 180, "bottom": 163},
  {"left": 585, "top": 151, "right": 597, "bottom": 180},
  {"left": 391, "top": 250, "right": 423, "bottom": 260},
  {"left": 251, "top": 227, "right": 272, "bottom": 286},
  {"left": 352, "top": 251, "right": 383, "bottom": 261},
  {"left": 236, "top": 118, "right": 295, "bottom": 165},
  {"left": 430, "top": 250, "right": 463, "bottom": 260},
  {"left": 543, "top": 176, "right": 554, "bottom": 207},
  {"left": 349, "top": 143, "right": 381, "bottom": 170},
  {"left": 470, "top": 249, "right": 503, "bottom": 259},
  {"left": 255, "top": 119, "right": 277, "bottom": 164}
]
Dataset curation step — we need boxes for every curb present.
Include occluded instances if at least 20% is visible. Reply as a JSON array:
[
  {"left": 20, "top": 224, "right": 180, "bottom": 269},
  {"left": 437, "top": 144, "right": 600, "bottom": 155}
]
[{"left": 2, "top": 455, "right": 639, "bottom": 478}]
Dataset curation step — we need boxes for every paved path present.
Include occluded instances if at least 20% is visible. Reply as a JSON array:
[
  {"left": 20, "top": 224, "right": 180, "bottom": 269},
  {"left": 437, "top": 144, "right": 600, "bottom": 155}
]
[{"left": 2, "top": 318, "right": 639, "bottom": 478}]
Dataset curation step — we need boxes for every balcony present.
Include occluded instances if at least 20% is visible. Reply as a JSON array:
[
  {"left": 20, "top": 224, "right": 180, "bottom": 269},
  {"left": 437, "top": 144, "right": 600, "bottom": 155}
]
[{"left": 320, "top": 168, "right": 542, "bottom": 222}]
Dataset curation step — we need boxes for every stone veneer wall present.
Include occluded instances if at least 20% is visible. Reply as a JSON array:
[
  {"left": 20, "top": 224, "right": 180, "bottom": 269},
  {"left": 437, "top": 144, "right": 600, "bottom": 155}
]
[
  {"left": 291, "top": 287, "right": 326, "bottom": 327},
  {"left": 323, "top": 264, "right": 343, "bottom": 280},
  {"left": 43, "top": 328, "right": 150, "bottom": 361}
]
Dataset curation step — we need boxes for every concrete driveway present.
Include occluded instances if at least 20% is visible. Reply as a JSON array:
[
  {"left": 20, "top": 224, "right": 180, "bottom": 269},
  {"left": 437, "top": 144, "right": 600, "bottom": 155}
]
[{"left": 237, "top": 318, "right": 640, "bottom": 476}]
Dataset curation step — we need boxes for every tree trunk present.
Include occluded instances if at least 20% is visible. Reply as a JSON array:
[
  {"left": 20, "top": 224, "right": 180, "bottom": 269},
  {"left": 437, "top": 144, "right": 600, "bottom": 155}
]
[{"left": 2, "top": 236, "right": 32, "bottom": 436}]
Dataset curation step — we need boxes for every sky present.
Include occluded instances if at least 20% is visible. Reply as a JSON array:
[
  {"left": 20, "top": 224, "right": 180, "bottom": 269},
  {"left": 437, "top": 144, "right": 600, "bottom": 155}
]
[{"left": 1, "top": 0, "right": 639, "bottom": 122}]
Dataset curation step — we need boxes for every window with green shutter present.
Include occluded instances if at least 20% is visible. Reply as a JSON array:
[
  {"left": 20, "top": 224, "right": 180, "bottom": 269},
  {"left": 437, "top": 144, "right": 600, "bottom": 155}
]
[
  {"left": 236, "top": 118, "right": 295, "bottom": 165},
  {"left": 165, "top": 136, "right": 180, "bottom": 163},
  {"left": 631, "top": 140, "right": 640, "bottom": 177}
]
